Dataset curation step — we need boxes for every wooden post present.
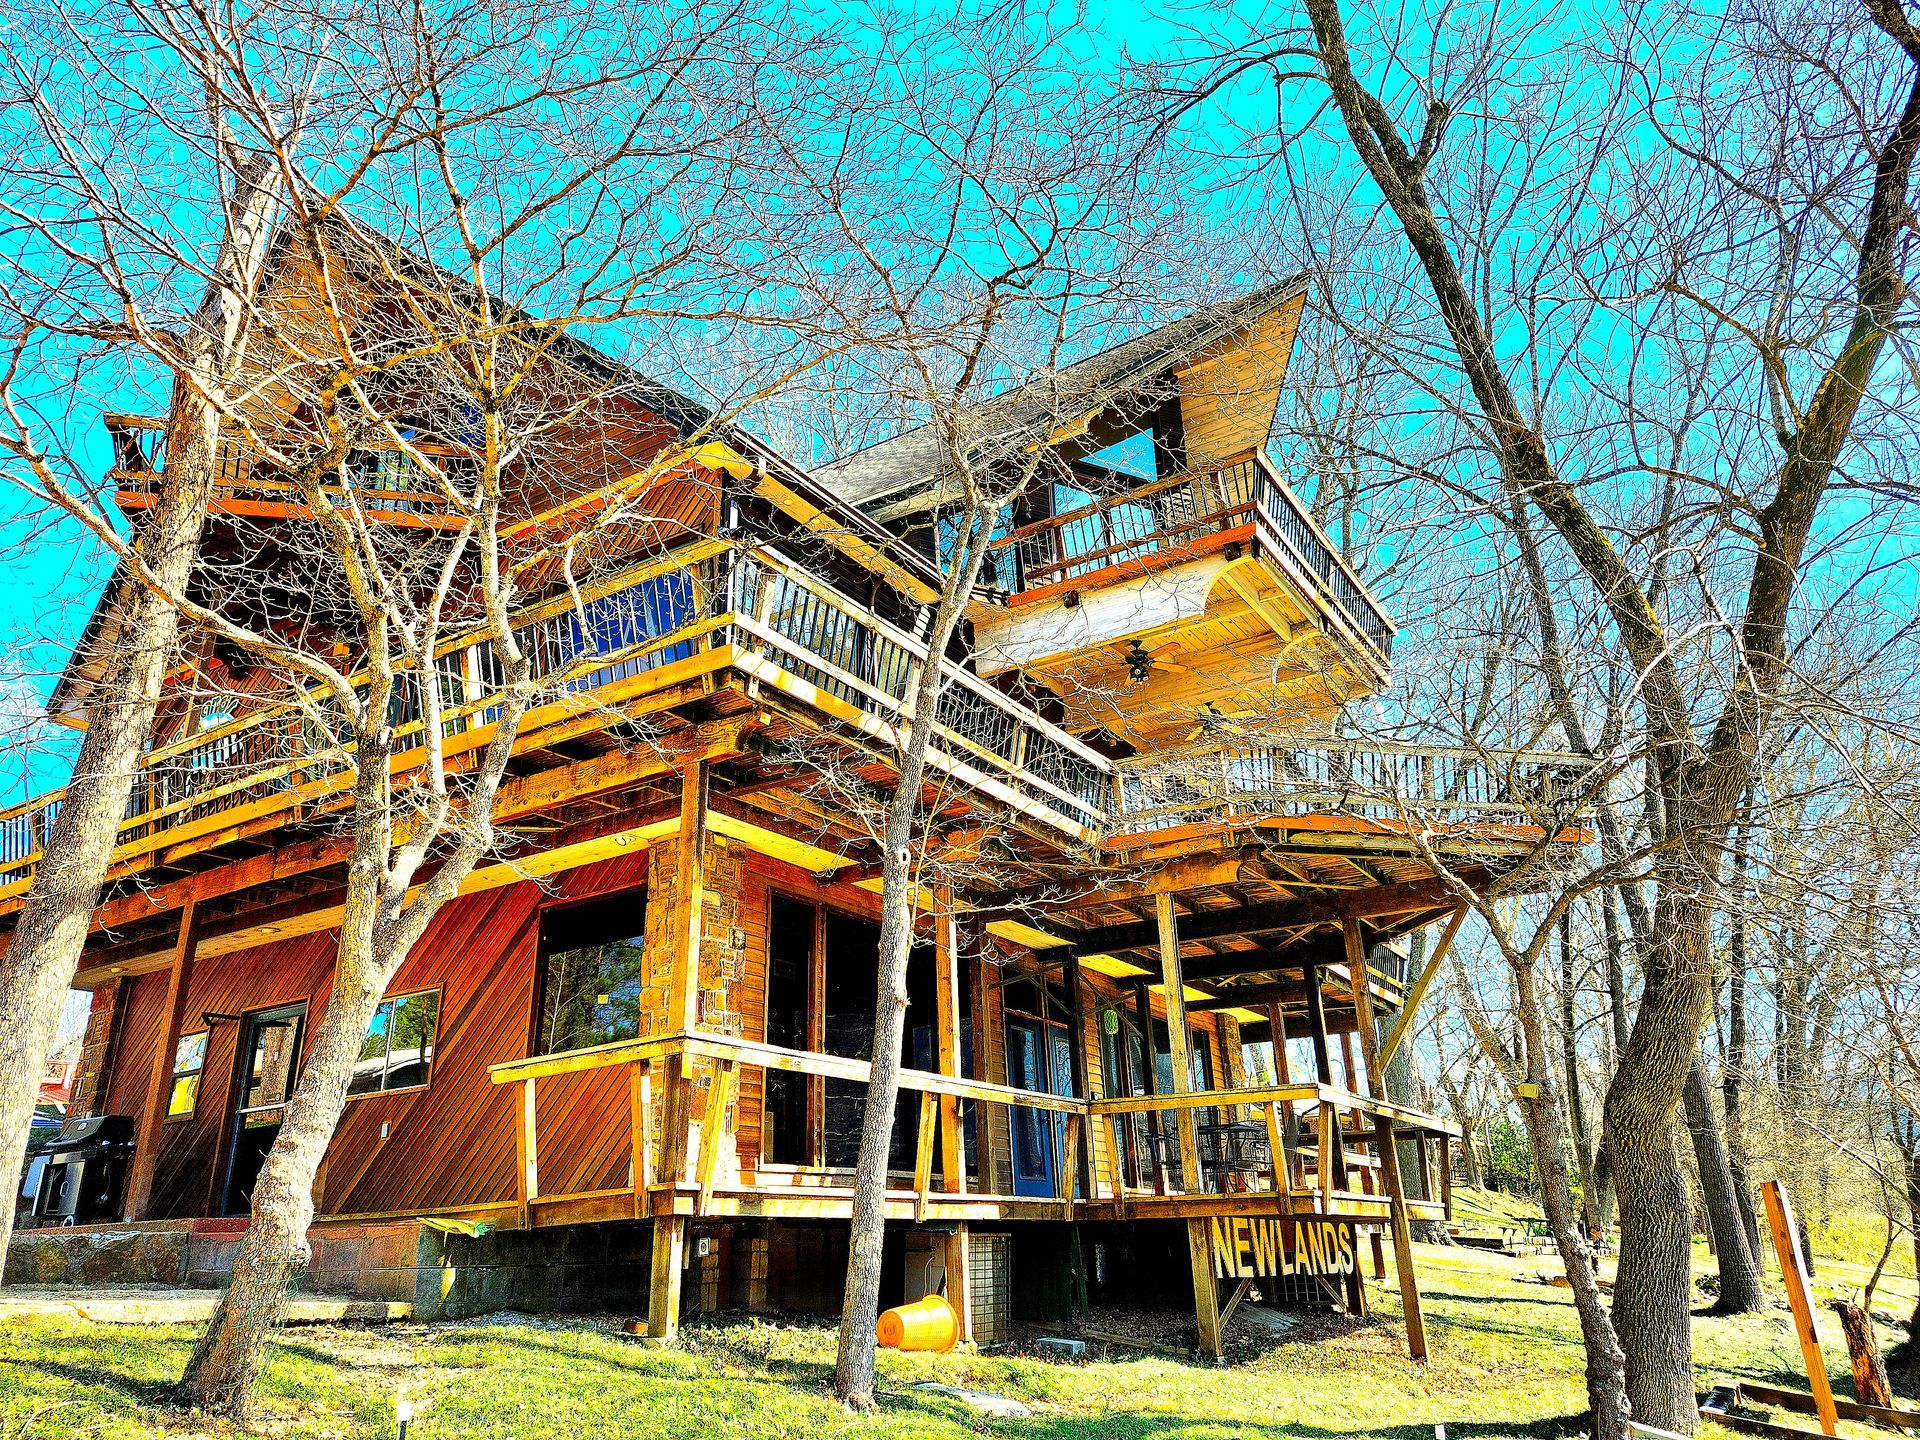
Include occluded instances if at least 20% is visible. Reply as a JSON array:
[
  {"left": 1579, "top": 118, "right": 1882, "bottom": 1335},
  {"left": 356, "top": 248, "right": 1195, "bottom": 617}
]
[
  {"left": 943, "top": 1224, "right": 974, "bottom": 1343},
  {"left": 1155, "top": 894, "right": 1203, "bottom": 1194},
  {"left": 1439, "top": 1134, "right": 1454, "bottom": 1221},
  {"left": 649, "top": 1215, "right": 687, "bottom": 1340},
  {"left": 1761, "top": 1179, "right": 1839, "bottom": 1436},
  {"left": 1346, "top": 916, "right": 1427, "bottom": 1361},
  {"left": 514, "top": 1076, "right": 538, "bottom": 1230},
  {"left": 1158, "top": 893, "right": 1221, "bottom": 1358},
  {"left": 1302, "top": 960, "right": 1348, "bottom": 1189},
  {"left": 630, "top": 1062, "right": 653, "bottom": 1218},
  {"left": 1187, "top": 1216, "right": 1224, "bottom": 1359},
  {"left": 669, "top": 762, "right": 709, "bottom": 1035},
  {"left": 913, "top": 1090, "right": 938, "bottom": 1221},
  {"left": 694, "top": 1057, "right": 737, "bottom": 1215},
  {"left": 123, "top": 902, "right": 201, "bottom": 1220},
  {"left": 933, "top": 896, "right": 967, "bottom": 1194},
  {"left": 1267, "top": 1002, "right": 1301, "bottom": 1186}
]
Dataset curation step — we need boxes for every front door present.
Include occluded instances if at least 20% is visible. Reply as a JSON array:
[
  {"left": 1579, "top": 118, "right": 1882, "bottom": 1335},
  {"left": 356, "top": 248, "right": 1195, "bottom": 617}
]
[
  {"left": 221, "top": 1002, "right": 307, "bottom": 1215},
  {"left": 1004, "top": 975, "right": 1077, "bottom": 1198}
]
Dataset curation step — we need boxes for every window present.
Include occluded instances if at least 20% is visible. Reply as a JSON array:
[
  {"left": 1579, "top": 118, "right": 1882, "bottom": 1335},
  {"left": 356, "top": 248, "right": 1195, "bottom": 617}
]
[
  {"left": 535, "top": 892, "right": 648, "bottom": 1055},
  {"left": 166, "top": 1031, "right": 207, "bottom": 1118},
  {"left": 346, "top": 989, "right": 440, "bottom": 1097}
]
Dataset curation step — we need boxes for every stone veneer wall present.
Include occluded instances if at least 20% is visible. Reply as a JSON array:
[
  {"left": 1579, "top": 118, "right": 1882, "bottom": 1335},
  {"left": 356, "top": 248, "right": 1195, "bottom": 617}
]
[{"left": 69, "top": 977, "right": 129, "bottom": 1119}]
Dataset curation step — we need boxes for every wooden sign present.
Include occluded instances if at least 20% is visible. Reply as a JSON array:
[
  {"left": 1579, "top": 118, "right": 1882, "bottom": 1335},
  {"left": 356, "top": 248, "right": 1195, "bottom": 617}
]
[
  {"left": 1209, "top": 1215, "right": 1356, "bottom": 1280},
  {"left": 1760, "top": 1179, "right": 1839, "bottom": 1438}
]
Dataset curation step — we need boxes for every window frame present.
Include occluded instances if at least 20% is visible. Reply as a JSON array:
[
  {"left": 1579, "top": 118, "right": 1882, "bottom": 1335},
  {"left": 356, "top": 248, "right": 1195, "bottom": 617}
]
[
  {"left": 164, "top": 1029, "right": 209, "bottom": 1121},
  {"left": 343, "top": 986, "right": 442, "bottom": 1103}
]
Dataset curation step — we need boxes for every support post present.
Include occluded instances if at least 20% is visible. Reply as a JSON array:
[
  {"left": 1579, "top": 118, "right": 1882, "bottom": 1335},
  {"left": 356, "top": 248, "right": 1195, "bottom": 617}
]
[
  {"left": 943, "top": 1223, "right": 974, "bottom": 1343},
  {"left": 124, "top": 902, "right": 201, "bottom": 1220},
  {"left": 1158, "top": 893, "right": 1221, "bottom": 1359},
  {"left": 1345, "top": 915, "right": 1427, "bottom": 1361},
  {"left": 1155, "top": 894, "right": 1202, "bottom": 1194},
  {"left": 669, "top": 762, "right": 709, "bottom": 1035},
  {"left": 933, "top": 895, "right": 967, "bottom": 1194},
  {"left": 630, "top": 1062, "right": 653, "bottom": 1217},
  {"left": 649, "top": 1215, "right": 687, "bottom": 1340},
  {"left": 514, "top": 1076, "right": 538, "bottom": 1230},
  {"left": 1302, "top": 960, "right": 1348, "bottom": 1189}
]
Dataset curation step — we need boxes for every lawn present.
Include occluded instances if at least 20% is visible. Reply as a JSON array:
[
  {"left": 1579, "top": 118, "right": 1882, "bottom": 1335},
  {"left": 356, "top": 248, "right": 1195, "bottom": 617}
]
[{"left": 1, "top": 1240, "right": 1914, "bottom": 1440}]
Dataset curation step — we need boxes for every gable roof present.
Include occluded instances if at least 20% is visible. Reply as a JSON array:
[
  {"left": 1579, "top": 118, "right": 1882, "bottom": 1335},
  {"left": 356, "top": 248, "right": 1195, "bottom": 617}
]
[
  {"left": 50, "top": 215, "right": 942, "bottom": 722},
  {"left": 819, "top": 277, "right": 1309, "bottom": 516}
]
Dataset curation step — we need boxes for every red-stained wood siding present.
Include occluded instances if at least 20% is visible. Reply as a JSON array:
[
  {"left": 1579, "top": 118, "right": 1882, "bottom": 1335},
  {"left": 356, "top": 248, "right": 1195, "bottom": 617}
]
[{"left": 101, "top": 851, "right": 650, "bottom": 1221}]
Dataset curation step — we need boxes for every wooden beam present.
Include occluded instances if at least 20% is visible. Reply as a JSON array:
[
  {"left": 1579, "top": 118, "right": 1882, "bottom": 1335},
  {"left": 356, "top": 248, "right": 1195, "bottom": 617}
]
[
  {"left": 1065, "top": 876, "right": 1475, "bottom": 958},
  {"left": 122, "top": 902, "right": 201, "bottom": 1220},
  {"left": 1761, "top": 1179, "right": 1839, "bottom": 1436},
  {"left": 943, "top": 1224, "right": 974, "bottom": 1343},
  {"left": 1346, "top": 915, "right": 1426, "bottom": 1361},
  {"left": 1158, "top": 892, "right": 1222, "bottom": 1361},
  {"left": 933, "top": 896, "right": 967, "bottom": 1194},
  {"left": 515, "top": 1076, "right": 538, "bottom": 1231},
  {"left": 1376, "top": 906, "right": 1466, "bottom": 1069},
  {"left": 648, "top": 1215, "right": 687, "bottom": 1340},
  {"left": 669, "top": 762, "right": 708, "bottom": 1034},
  {"left": 694, "top": 1058, "right": 737, "bottom": 1215}
]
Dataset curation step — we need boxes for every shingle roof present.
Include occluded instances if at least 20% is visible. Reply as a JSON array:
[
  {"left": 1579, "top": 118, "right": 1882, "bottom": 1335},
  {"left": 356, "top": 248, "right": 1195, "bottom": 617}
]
[{"left": 819, "top": 277, "right": 1308, "bottom": 514}]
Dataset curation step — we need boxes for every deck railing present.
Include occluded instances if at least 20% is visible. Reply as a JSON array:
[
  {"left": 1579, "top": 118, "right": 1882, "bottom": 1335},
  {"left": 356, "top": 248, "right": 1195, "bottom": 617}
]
[
  {"left": 1113, "top": 737, "right": 1600, "bottom": 835},
  {"left": 988, "top": 449, "right": 1395, "bottom": 662},
  {"left": 0, "top": 537, "right": 1115, "bottom": 890},
  {"left": 484, "top": 1030, "right": 1454, "bottom": 1227},
  {"left": 109, "top": 413, "right": 470, "bottom": 523}
]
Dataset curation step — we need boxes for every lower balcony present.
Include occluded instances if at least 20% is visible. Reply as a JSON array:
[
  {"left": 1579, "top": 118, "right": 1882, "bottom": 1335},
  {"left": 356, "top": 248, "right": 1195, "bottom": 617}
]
[{"left": 483, "top": 1031, "right": 1456, "bottom": 1232}]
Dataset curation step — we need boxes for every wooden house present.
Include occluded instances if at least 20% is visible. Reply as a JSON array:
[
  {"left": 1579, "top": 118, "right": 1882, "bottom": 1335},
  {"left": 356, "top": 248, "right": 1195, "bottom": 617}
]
[{"left": 2, "top": 249, "right": 1592, "bottom": 1353}]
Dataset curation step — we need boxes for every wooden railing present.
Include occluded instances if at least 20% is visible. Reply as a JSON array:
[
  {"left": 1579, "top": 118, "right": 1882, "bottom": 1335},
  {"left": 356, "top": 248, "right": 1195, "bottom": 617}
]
[
  {"left": 488, "top": 1031, "right": 1088, "bottom": 1225},
  {"left": 109, "top": 413, "right": 470, "bottom": 525},
  {"left": 486, "top": 1032, "right": 1455, "bottom": 1227},
  {"left": 987, "top": 450, "right": 1395, "bottom": 662},
  {"left": 1089, "top": 1082, "right": 1453, "bottom": 1215},
  {"left": 1113, "top": 737, "right": 1601, "bottom": 835},
  {"left": 0, "top": 537, "right": 1115, "bottom": 891}
]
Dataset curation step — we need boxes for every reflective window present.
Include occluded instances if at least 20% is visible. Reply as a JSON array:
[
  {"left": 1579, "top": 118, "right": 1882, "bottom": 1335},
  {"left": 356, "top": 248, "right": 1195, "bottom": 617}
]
[
  {"left": 166, "top": 1031, "right": 207, "bottom": 1118},
  {"left": 536, "top": 892, "right": 648, "bottom": 1055},
  {"left": 346, "top": 989, "right": 440, "bottom": 1097}
]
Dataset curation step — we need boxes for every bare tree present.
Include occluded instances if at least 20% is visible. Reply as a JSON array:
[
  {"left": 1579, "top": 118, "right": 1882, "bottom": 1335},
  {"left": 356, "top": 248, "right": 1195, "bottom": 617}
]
[
  {"left": 0, "top": 0, "right": 811, "bottom": 1415},
  {"left": 1126, "top": 0, "right": 1920, "bottom": 1426}
]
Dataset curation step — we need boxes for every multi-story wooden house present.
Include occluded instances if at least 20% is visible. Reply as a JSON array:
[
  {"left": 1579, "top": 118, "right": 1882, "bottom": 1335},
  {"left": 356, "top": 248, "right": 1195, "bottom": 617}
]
[{"left": 4, "top": 253, "right": 1590, "bottom": 1355}]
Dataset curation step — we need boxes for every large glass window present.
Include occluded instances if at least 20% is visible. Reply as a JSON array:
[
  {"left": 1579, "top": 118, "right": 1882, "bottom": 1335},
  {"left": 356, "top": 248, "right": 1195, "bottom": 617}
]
[
  {"left": 347, "top": 989, "right": 440, "bottom": 1097},
  {"left": 536, "top": 891, "right": 648, "bottom": 1055},
  {"left": 166, "top": 1031, "right": 208, "bottom": 1118}
]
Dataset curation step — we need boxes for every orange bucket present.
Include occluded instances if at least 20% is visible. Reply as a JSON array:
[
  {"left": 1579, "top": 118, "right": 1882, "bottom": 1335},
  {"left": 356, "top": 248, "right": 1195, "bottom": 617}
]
[{"left": 876, "top": 1293, "right": 958, "bottom": 1353}]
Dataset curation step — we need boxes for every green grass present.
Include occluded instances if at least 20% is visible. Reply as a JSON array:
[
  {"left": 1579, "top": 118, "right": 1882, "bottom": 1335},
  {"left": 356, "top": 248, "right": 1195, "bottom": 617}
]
[{"left": 2, "top": 1242, "right": 1915, "bottom": 1440}]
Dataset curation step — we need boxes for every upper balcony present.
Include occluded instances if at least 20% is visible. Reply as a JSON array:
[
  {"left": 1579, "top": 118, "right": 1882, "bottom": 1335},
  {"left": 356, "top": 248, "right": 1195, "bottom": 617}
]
[
  {"left": 970, "top": 451, "right": 1396, "bottom": 748},
  {"left": 0, "top": 522, "right": 1593, "bottom": 907},
  {"left": 107, "top": 414, "right": 471, "bottom": 531},
  {"left": 987, "top": 450, "right": 1393, "bottom": 663}
]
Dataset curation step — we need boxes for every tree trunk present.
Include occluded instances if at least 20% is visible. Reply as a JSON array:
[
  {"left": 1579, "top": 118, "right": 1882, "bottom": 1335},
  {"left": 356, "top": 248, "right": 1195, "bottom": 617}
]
[
  {"left": 1722, "top": 886, "right": 1762, "bottom": 1258},
  {"left": 1559, "top": 913, "right": 1595, "bottom": 1219},
  {"left": 833, "top": 509, "right": 994, "bottom": 1408},
  {"left": 1833, "top": 1299, "right": 1895, "bottom": 1408},
  {"left": 1603, "top": 886, "right": 1717, "bottom": 1434},
  {"left": 1682, "top": 1059, "right": 1765, "bottom": 1313},
  {"left": 1510, "top": 959, "right": 1630, "bottom": 1440},
  {"left": 0, "top": 152, "right": 282, "bottom": 1266},
  {"left": 178, "top": 755, "right": 396, "bottom": 1415}
]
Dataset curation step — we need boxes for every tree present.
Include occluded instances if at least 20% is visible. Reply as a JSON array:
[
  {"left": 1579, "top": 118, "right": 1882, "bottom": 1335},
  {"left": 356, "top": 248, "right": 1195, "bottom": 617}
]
[
  {"left": 0, "top": 0, "right": 312, "bottom": 1261},
  {"left": 1128, "top": 0, "right": 1920, "bottom": 1425},
  {"left": 0, "top": 0, "right": 810, "bottom": 1415},
  {"left": 739, "top": 12, "right": 1182, "bottom": 1406}
]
